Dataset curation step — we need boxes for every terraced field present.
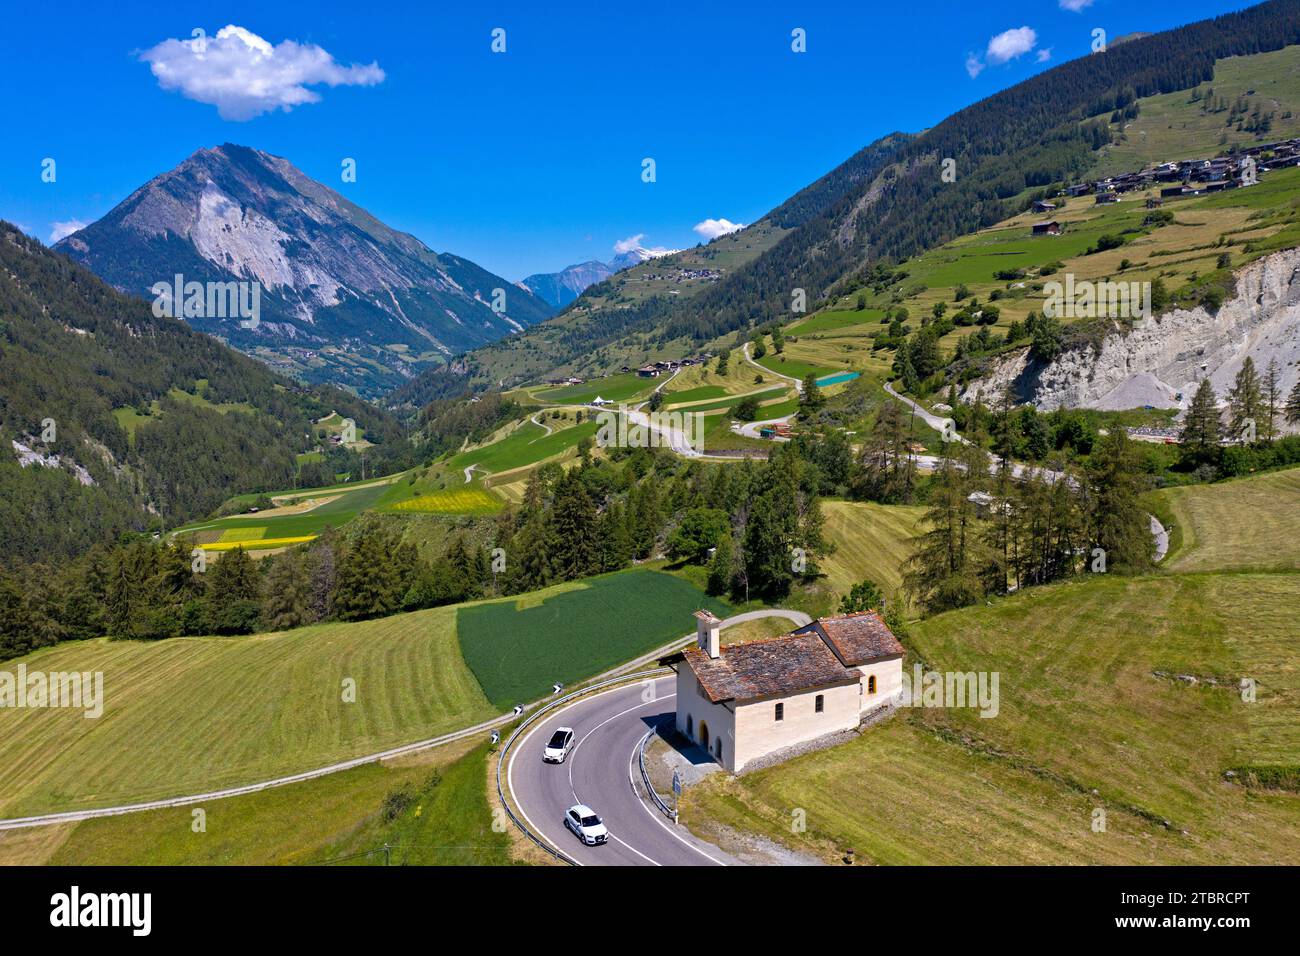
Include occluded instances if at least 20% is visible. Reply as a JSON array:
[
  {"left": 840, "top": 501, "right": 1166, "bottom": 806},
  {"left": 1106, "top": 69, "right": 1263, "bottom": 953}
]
[
  {"left": 389, "top": 487, "right": 502, "bottom": 516},
  {"left": 768, "top": 156, "right": 1300, "bottom": 389},
  {"left": 180, "top": 478, "right": 402, "bottom": 546},
  {"left": 448, "top": 420, "right": 600, "bottom": 477},
  {"left": 531, "top": 372, "right": 652, "bottom": 406}
]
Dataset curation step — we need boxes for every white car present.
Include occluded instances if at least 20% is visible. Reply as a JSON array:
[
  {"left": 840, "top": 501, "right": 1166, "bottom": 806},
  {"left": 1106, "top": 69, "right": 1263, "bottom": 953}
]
[
  {"left": 564, "top": 804, "right": 608, "bottom": 846},
  {"left": 542, "top": 727, "right": 575, "bottom": 764}
]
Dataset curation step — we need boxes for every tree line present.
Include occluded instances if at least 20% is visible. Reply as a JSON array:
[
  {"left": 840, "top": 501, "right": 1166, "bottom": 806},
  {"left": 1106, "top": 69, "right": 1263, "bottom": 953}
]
[{"left": 0, "top": 444, "right": 832, "bottom": 661}]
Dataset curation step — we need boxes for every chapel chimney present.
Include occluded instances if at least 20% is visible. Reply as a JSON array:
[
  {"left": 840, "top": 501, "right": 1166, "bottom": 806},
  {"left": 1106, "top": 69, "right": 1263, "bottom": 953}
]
[{"left": 694, "top": 609, "right": 721, "bottom": 659}]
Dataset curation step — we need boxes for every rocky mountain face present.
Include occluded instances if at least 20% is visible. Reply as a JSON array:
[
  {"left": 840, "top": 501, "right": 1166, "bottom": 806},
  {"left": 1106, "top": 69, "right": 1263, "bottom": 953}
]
[
  {"left": 520, "top": 260, "right": 614, "bottom": 309},
  {"left": 962, "top": 248, "right": 1300, "bottom": 423},
  {"left": 54, "top": 144, "right": 554, "bottom": 397}
]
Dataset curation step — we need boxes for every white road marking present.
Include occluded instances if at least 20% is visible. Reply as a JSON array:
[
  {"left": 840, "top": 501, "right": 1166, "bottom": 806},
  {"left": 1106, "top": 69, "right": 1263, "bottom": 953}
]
[
  {"left": 567, "top": 694, "right": 669, "bottom": 866},
  {"left": 508, "top": 678, "right": 671, "bottom": 865},
  {"left": 625, "top": 735, "right": 729, "bottom": 866}
]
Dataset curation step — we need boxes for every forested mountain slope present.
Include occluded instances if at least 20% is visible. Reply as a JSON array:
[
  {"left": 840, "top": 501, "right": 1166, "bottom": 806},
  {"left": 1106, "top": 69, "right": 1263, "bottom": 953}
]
[
  {"left": 400, "top": 0, "right": 1300, "bottom": 401},
  {"left": 0, "top": 223, "right": 412, "bottom": 563}
]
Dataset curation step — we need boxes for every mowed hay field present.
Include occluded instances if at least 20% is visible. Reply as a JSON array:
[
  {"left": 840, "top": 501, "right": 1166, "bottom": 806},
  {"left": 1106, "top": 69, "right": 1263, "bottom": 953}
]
[
  {"left": 1153, "top": 467, "right": 1300, "bottom": 573},
  {"left": 0, "top": 607, "right": 495, "bottom": 818},
  {"left": 456, "top": 569, "right": 731, "bottom": 707},
  {"left": 819, "top": 500, "right": 926, "bottom": 600},
  {"left": 686, "top": 572, "right": 1300, "bottom": 864},
  {"left": 0, "top": 738, "right": 514, "bottom": 866}
]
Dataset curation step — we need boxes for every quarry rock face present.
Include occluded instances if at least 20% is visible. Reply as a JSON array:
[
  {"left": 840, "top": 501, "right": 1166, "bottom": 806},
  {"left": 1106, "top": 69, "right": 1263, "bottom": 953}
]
[{"left": 964, "top": 248, "right": 1300, "bottom": 420}]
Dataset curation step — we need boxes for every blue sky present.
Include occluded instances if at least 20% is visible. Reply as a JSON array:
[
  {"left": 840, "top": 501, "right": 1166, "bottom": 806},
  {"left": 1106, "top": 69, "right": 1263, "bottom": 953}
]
[{"left": 0, "top": 0, "right": 1259, "bottom": 280}]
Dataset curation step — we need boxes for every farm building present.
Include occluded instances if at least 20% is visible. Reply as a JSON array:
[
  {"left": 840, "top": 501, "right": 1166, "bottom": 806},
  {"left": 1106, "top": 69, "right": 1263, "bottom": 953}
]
[
  {"left": 663, "top": 610, "right": 904, "bottom": 772},
  {"left": 1031, "top": 221, "right": 1061, "bottom": 237}
]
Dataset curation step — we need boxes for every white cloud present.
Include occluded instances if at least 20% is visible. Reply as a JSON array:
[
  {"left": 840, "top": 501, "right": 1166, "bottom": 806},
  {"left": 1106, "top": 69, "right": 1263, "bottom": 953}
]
[
  {"left": 613, "top": 234, "right": 646, "bottom": 255},
  {"left": 1059, "top": 0, "right": 1094, "bottom": 12},
  {"left": 49, "top": 219, "right": 87, "bottom": 243},
  {"left": 967, "top": 26, "right": 1040, "bottom": 79},
  {"left": 693, "top": 218, "right": 746, "bottom": 241},
  {"left": 139, "top": 25, "right": 384, "bottom": 121},
  {"left": 987, "top": 26, "right": 1038, "bottom": 65}
]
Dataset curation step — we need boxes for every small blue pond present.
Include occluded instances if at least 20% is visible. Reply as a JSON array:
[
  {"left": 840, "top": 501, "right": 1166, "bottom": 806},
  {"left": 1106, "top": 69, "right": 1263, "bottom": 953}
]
[{"left": 815, "top": 371, "right": 861, "bottom": 387}]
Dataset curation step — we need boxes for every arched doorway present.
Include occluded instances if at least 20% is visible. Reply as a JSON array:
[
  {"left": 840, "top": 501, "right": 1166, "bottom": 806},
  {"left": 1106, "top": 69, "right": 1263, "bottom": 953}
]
[{"left": 699, "top": 721, "right": 710, "bottom": 750}]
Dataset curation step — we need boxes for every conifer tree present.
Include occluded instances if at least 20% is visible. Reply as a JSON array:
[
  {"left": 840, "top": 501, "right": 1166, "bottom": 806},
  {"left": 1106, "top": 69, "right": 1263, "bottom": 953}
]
[
  {"left": 1180, "top": 379, "right": 1222, "bottom": 463},
  {"left": 1084, "top": 430, "right": 1152, "bottom": 573},
  {"left": 1228, "top": 356, "right": 1262, "bottom": 442},
  {"left": 706, "top": 531, "right": 736, "bottom": 597},
  {"left": 1287, "top": 377, "right": 1300, "bottom": 426},
  {"left": 261, "top": 552, "right": 313, "bottom": 631}
]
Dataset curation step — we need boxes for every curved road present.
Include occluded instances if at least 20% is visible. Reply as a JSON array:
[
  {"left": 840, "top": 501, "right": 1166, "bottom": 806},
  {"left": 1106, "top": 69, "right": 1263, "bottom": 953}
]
[
  {"left": 505, "top": 608, "right": 809, "bottom": 866},
  {"left": 883, "top": 380, "right": 966, "bottom": 444},
  {"left": 508, "top": 676, "right": 731, "bottom": 866},
  {"left": 742, "top": 341, "right": 803, "bottom": 393}
]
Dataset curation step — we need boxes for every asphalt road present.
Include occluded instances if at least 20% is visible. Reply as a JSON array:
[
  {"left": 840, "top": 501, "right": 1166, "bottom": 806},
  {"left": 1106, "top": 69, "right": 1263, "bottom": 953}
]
[{"left": 507, "top": 675, "right": 733, "bottom": 866}]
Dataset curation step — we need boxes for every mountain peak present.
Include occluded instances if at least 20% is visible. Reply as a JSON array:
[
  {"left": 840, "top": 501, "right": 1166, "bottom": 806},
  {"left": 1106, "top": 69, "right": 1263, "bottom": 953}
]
[{"left": 53, "top": 148, "right": 553, "bottom": 396}]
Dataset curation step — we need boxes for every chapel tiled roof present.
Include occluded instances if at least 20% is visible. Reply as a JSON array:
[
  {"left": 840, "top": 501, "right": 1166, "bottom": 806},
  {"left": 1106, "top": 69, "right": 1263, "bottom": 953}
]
[
  {"left": 680, "top": 633, "right": 857, "bottom": 704},
  {"left": 794, "top": 611, "right": 905, "bottom": 667}
]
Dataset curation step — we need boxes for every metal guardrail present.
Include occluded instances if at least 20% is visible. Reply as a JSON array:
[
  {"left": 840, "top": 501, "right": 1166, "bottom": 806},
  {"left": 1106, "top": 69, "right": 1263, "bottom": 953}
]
[
  {"left": 637, "top": 729, "right": 678, "bottom": 823},
  {"left": 494, "top": 668, "right": 667, "bottom": 866}
]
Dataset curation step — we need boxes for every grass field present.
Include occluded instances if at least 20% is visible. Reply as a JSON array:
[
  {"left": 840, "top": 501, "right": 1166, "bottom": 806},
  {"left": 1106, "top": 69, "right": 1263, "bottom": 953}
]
[
  {"left": 201, "top": 535, "right": 317, "bottom": 552},
  {"left": 0, "top": 606, "right": 494, "bottom": 818},
  {"left": 788, "top": 308, "right": 886, "bottom": 335},
  {"left": 756, "top": 354, "right": 835, "bottom": 381},
  {"left": 720, "top": 616, "right": 792, "bottom": 645},
  {"left": 448, "top": 420, "right": 600, "bottom": 477},
  {"left": 686, "top": 571, "right": 1300, "bottom": 864},
  {"left": 532, "top": 372, "right": 651, "bottom": 406},
  {"left": 0, "top": 737, "right": 508, "bottom": 865},
  {"left": 1153, "top": 467, "right": 1300, "bottom": 573},
  {"left": 659, "top": 385, "right": 728, "bottom": 405},
  {"left": 456, "top": 569, "right": 731, "bottom": 707},
  {"left": 324, "top": 742, "right": 515, "bottom": 866},
  {"left": 669, "top": 387, "right": 786, "bottom": 414},
  {"left": 388, "top": 487, "right": 502, "bottom": 516},
  {"left": 685, "top": 468, "right": 1300, "bottom": 863},
  {"left": 818, "top": 500, "right": 927, "bottom": 603},
  {"left": 179, "top": 478, "right": 401, "bottom": 543}
]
